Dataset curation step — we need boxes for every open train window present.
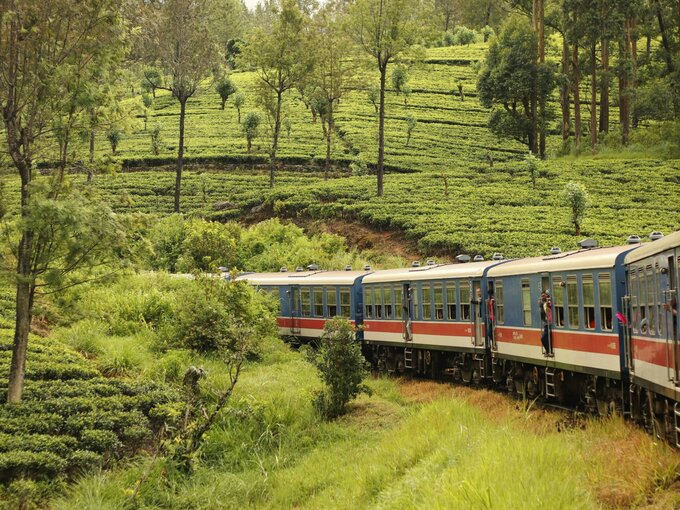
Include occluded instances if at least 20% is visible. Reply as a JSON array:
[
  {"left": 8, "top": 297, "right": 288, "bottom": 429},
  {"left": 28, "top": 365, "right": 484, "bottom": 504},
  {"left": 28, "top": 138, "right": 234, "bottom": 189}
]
[
  {"left": 340, "top": 287, "right": 351, "bottom": 318},
  {"left": 434, "top": 284, "right": 444, "bottom": 320},
  {"left": 364, "top": 287, "right": 373, "bottom": 319},
  {"left": 327, "top": 287, "right": 337, "bottom": 317},
  {"left": 630, "top": 270, "right": 639, "bottom": 333},
  {"left": 647, "top": 265, "right": 656, "bottom": 335},
  {"left": 521, "top": 279, "right": 532, "bottom": 326},
  {"left": 446, "top": 282, "right": 457, "bottom": 320},
  {"left": 413, "top": 284, "right": 419, "bottom": 320},
  {"left": 422, "top": 284, "right": 432, "bottom": 320},
  {"left": 567, "top": 276, "right": 579, "bottom": 329},
  {"left": 394, "top": 285, "right": 403, "bottom": 319},
  {"left": 373, "top": 286, "right": 382, "bottom": 319},
  {"left": 582, "top": 274, "right": 595, "bottom": 330},
  {"left": 313, "top": 288, "right": 324, "bottom": 317},
  {"left": 460, "top": 284, "right": 471, "bottom": 321},
  {"left": 301, "top": 288, "right": 311, "bottom": 317},
  {"left": 552, "top": 277, "right": 564, "bottom": 327},
  {"left": 495, "top": 280, "right": 504, "bottom": 324},
  {"left": 598, "top": 274, "right": 613, "bottom": 331},
  {"left": 383, "top": 286, "right": 393, "bottom": 319},
  {"left": 638, "top": 268, "right": 648, "bottom": 333}
]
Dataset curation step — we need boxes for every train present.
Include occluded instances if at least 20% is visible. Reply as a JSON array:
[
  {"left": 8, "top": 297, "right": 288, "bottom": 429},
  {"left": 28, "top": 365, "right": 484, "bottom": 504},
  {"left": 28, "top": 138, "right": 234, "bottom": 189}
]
[{"left": 237, "top": 230, "right": 680, "bottom": 445}]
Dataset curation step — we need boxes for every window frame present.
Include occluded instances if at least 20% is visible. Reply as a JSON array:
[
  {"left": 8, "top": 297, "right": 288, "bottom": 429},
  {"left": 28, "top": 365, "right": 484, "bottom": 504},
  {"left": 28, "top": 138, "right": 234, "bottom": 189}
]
[
  {"left": 566, "top": 275, "right": 579, "bottom": 329},
  {"left": 446, "top": 281, "right": 457, "bottom": 321},
  {"left": 495, "top": 280, "right": 504, "bottom": 324},
  {"left": 521, "top": 279, "right": 532, "bottom": 326}
]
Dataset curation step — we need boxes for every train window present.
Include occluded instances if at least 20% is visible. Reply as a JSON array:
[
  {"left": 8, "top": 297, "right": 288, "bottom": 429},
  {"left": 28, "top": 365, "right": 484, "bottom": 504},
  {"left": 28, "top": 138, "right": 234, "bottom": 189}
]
[
  {"left": 460, "top": 284, "right": 471, "bottom": 321},
  {"left": 292, "top": 288, "right": 301, "bottom": 314},
  {"left": 495, "top": 280, "right": 504, "bottom": 324},
  {"left": 630, "top": 270, "right": 639, "bottom": 333},
  {"left": 395, "top": 285, "right": 403, "bottom": 319},
  {"left": 327, "top": 287, "right": 337, "bottom": 317},
  {"left": 340, "top": 288, "right": 351, "bottom": 318},
  {"left": 271, "top": 286, "right": 279, "bottom": 298},
  {"left": 552, "top": 277, "right": 564, "bottom": 327},
  {"left": 374, "top": 286, "right": 383, "bottom": 319},
  {"left": 313, "top": 288, "right": 324, "bottom": 317},
  {"left": 413, "top": 285, "right": 419, "bottom": 320},
  {"left": 638, "top": 268, "right": 648, "bottom": 333},
  {"left": 422, "top": 284, "right": 432, "bottom": 320},
  {"left": 364, "top": 287, "right": 373, "bottom": 319},
  {"left": 598, "top": 274, "right": 613, "bottom": 331},
  {"left": 434, "top": 284, "right": 444, "bottom": 320},
  {"left": 647, "top": 265, "right": 656, "bottom": 335},
  {"left": 383, "top": 286, "right": 393, "bottom": 319},
  {"left": 656, "top": 264, "right": 664, "bottom": 338},
  {"left": 521, "top": 279, "right": 532, "bottom": 326},
  {"left": 446, "top": 282, "right": 457, "bottom": 320},
  {"left": 301, "top": 288, "right": 311, "bottom": 317},
  {"left": 567, "top": 276, "right": 579, "bottom": 329},
  {"left": 582, "top": 274, "right": 595, "bottom": 330}
]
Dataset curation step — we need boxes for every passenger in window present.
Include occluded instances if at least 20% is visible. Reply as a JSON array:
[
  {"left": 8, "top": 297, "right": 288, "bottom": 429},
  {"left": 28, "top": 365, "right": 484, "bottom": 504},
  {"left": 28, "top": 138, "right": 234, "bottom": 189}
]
[{"left": 539, "top": 291, "right": 554, "bottom": 356}]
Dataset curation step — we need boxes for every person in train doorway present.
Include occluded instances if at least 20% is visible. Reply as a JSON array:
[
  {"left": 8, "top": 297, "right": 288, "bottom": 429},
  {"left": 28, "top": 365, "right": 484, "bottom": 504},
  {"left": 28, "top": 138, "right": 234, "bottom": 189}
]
[
  {"left": 485, "top": 289, "right": 496, "bottom": 349},
  {"left": 539, "top": 291, "right": 554, "bottom": 356},
  {"left": 664, "top": 295, "right": 678, "bottom": 339}
]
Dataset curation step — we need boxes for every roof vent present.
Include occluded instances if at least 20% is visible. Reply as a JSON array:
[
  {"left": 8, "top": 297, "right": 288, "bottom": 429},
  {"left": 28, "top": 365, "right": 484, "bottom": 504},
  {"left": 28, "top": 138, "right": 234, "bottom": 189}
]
[
  {"left": 295, "top": 266, "right": 304, "bottom": 272},
  {"left": 456, "top": 254, "right": 471, "bottom": 263},
  {"left": 626, "top": 234, "right": 641, "bottom": 245},
  {"left": 307, "top": 264, "right": 319, "bottom": 271},
  {"left": 411, "top": 261, "right": 421, "bottom": 267},
  {"left": 473, "top": 255, "right": 484, "bottom": 262},
  {"left": 491, "top": 253, "right": 504, "bottom": 261},
  {"left": 279, "top": 267, "right": 288, "bottom": 272},
  {"left": 363, "top": 265, "right": 372, "bottom": 271},
  {"left": 218, "top": 266, "right": 228, "bottom": 272},
  {"left": 344, "top": 265, "right": 352, "bottom": 271},
  {"left": 649, "top": 231, "right": 664, "bottom": 241},
  {"left": 578, "top": 238, "right": 598, "bottom": 249},
  {"left": 426, "top": 259, "right": 436, "bottom": 266},
  {"left": 549, "top": 247, "right": 561, "bottom": 255}
]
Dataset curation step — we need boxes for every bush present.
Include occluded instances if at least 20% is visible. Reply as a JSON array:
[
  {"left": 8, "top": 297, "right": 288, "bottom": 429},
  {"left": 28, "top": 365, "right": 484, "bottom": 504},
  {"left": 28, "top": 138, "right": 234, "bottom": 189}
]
[
  {"left": 176, "top": 219, "right": 241, "bottom": 273},
  {"left": 453, "top": 25, "right": 477, "bottom": 46},
  {"left": 308, "top": 319, "right": 371, "bottom": 420}
]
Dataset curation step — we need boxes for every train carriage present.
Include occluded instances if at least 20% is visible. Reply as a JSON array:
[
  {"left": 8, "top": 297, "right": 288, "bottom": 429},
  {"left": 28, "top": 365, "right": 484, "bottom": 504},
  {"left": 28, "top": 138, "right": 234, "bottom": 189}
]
[
  {"left": 486, "top": 242, "right": 637, "bottom": 408},
  {"left": 622, "top": 231, "right": 680, "bottom": 442},
  {"left": 362, "top": 261, "right": 503, "bottom": 380},
  {"left": 236, "top": 269, "right": 370, "bottom": 340}
]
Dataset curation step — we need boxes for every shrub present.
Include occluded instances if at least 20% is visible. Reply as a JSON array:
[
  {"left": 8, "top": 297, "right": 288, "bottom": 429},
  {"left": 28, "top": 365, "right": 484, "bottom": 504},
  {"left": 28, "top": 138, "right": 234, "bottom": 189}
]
[
  {"left": 308, "top": 318, "right": 371, "bottom": 420},
  {"left": 453, "top": 25, "right": 477, "bottom": 46},
  {"left": 215, "top": 77, "right": 237, "bottom": 110},
  {"left": 176, "top": 219, "right": 241, "bottom": 273},
  {"left": 391, "top": 66, "right": 408, "bottom": 95},
  {"left": 561, "top": 181, "right": 589, "bottom": 236},
  {"left": 150, "top": 123, "right": 163, "bottom": 155},
  {"left": 106, "top": 128, "right": 121, "bottom": 155},
  {"left": 242, "top": 112, "right": 261, "bottom": 153}
]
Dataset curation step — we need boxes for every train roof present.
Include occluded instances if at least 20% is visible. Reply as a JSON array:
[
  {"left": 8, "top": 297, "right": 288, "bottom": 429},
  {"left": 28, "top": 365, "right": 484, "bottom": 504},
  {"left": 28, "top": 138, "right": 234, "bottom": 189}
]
[
  {"left": 363, "top": 261, "right": 501, "bottom": 283},
  {"left": 236, "top": 270, "right": 370, "bottom": 286},
  {"left": 624, "top": 230, "right": 680, "bottom": 265},
  {"left": 487, "top": 244, "right": 636, "bottom": 277}
]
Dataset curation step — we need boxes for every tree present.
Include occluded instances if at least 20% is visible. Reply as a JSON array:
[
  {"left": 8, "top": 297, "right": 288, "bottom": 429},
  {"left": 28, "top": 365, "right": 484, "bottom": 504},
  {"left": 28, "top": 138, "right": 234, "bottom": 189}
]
[
  {"left": 391, "top": 65, "right": 408, "bottom": 95},
  {"left": 347, "top": 0, "right": 423, "bottom": 196},
  {"left": 141, "top": 0, "right": 219, "bottom": 213},
  {"left": 150, "top": 124, "right": 163, "bottom": 155},
  {"left": 242, "top": 112, "right": 261, "bottom": 153},
  {"left": 0, "top": 0, "right": 126, "bottom": 402},
  {"left": 107, "top": 128, "right": 122, "bottom": 155},
  {"left": 142, "top": 68, "right": 162, "bottom": 98},
  {"left": 243, "top": 0, "right": 314, "bottom": 188},
  {"left": 561, "top": 181, "right": 589, "bottom": 236},
  {"left": 434, "top": 0, "right": 457, "bottom": 32},
  {"left": 307, "top": 318, "right": 371, "bottom": 420},
  {"left": 233, "top": 92, "right": 246, "bottom": 123},
  {"left": 405, "top": 114, "right": 417, "bottom": 146},
  {"left": 477, "top": 18, "right": 555, "bottom": 156},
  {"left": 367, "top": 86, "right": 380, "bottom": 114},
  {"left": 215, "top": 76, "right": 237, "bottom": 110}
]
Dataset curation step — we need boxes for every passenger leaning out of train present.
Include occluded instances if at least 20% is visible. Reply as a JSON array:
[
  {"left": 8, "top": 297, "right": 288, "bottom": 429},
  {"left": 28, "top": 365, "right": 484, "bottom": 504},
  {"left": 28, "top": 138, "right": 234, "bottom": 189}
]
[
  {"left": 664, "top": 296, "right": 678, "bottom": 338},
  {"left": 539, "top": 291, "right": 554, "bottom": 356}
]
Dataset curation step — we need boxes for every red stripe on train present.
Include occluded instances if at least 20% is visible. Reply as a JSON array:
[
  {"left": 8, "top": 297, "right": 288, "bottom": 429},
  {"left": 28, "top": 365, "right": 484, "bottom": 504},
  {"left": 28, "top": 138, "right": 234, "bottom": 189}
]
[
  {"left": 495, "top": 326, "right": 619, "bottom": 355},
  {"left": 277, "top": 317, "right": 355, "bottom": 329},
  {"left": 632, "top": 336, "right": 679, "bottom": 367}
]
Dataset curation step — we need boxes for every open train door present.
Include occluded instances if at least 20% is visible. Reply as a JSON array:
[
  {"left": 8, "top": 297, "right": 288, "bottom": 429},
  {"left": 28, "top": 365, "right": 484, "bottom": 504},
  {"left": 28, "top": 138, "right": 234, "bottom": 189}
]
[
  {"left": 471, "top": 280, "right": 484, "bottom": 347},
  {"left": 402, "top": 284, "right": 414, "bottom": 370},
  {"left": 289, "top": 286, "right": 301, "bottom": 337},
  {"left": 665, "top": 256, "right": 678, "bottom": 383}
]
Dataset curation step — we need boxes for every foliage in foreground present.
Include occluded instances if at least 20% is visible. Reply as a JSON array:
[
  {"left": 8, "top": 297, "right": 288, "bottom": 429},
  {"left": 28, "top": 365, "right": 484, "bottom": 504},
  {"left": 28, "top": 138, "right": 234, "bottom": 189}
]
[{"left": 307, "top": 319, "right": 371, "bottom": 419}]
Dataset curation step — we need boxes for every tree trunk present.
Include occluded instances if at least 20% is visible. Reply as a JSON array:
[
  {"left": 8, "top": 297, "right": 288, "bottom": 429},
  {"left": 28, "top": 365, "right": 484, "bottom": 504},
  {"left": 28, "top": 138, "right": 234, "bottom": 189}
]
[
  {"left": 270, "top": 90, "right": 283, "bottom": 189},
  {"left": 221, "top": 98, "right": 226, "bottom": 110},
  {"left": 325, "top": 102, "right": 333, "bottom": 181},
  {"left": 599, "top": 37, "right": 610, "bottom": 134},
  {"left": 175, "top": 98, "right": 187, "bottom": 213},
  {"left": 620, "top": 17, "right": 634, "bottom": 145},
  {"left": 377, "top": 61, "right": 387, "bottom": 197},
  {"left": 561, "top": 36, "right": 571, "bottom": 140},
  {"left": 7, "top": 167, "right": 33, "bottom": 404},
  {"left": 590, "top": 42, "right": 598, "bottom": 148},
  {"left": 573, "top": 40, "right": 582, "bottom": 149},
  {"left": 237, "top": 108, "right": 241, "bottom": 124},
  {"left": 632, "top": 19, "right": 639, "bottom": 129},
  {"left": 654, "top": 0, "right": 680, "bottom": 115}
]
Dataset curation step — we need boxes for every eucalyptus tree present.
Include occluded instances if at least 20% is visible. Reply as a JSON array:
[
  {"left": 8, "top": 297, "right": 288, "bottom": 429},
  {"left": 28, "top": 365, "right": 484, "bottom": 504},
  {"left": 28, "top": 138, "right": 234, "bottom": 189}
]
[
  {"left": 346, "top": 0, "right": 423, "bottom": 196},
  {"left": 244, "top": 0, "right": 314, "bottom": 188},
  {"left": 0, "top": 0, "right": 128, "bottom": 402},
  {"left": 141, "top": 0, "right": 220, "bottom": 212}
]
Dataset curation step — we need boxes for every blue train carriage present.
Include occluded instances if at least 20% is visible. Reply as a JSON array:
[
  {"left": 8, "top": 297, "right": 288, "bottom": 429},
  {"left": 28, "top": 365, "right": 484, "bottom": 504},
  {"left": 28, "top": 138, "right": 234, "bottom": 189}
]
[
  {"left": 362, "top": 258, "right": 506, "bottom": 380},
  {"left": 486, "top": 240, "right": 638, "bottom": 411},
  {"left": 622, "top": 230, "right": 680, "bottom": 443},
  {"left": 236, "top": 268, "right": 370, "bottom": 341}
]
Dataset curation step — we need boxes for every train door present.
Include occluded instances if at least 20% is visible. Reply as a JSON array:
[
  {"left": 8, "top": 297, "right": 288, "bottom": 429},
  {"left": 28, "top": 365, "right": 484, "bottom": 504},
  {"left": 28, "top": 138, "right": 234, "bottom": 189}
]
[
  {"left": 471, "top": 280, "right": 484, "bottom": 347},
  {"left": 666, "top": 256, "right": 678, "bottom": 382},
  {"left": 289, "top": 286, "right": 301, "bottom": 336},
  {"left": 402, "top": 283, "right": 413, "bottom": 342},
  {"left": 623, "top": 269, "right": 635, "bottom": 372}
]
